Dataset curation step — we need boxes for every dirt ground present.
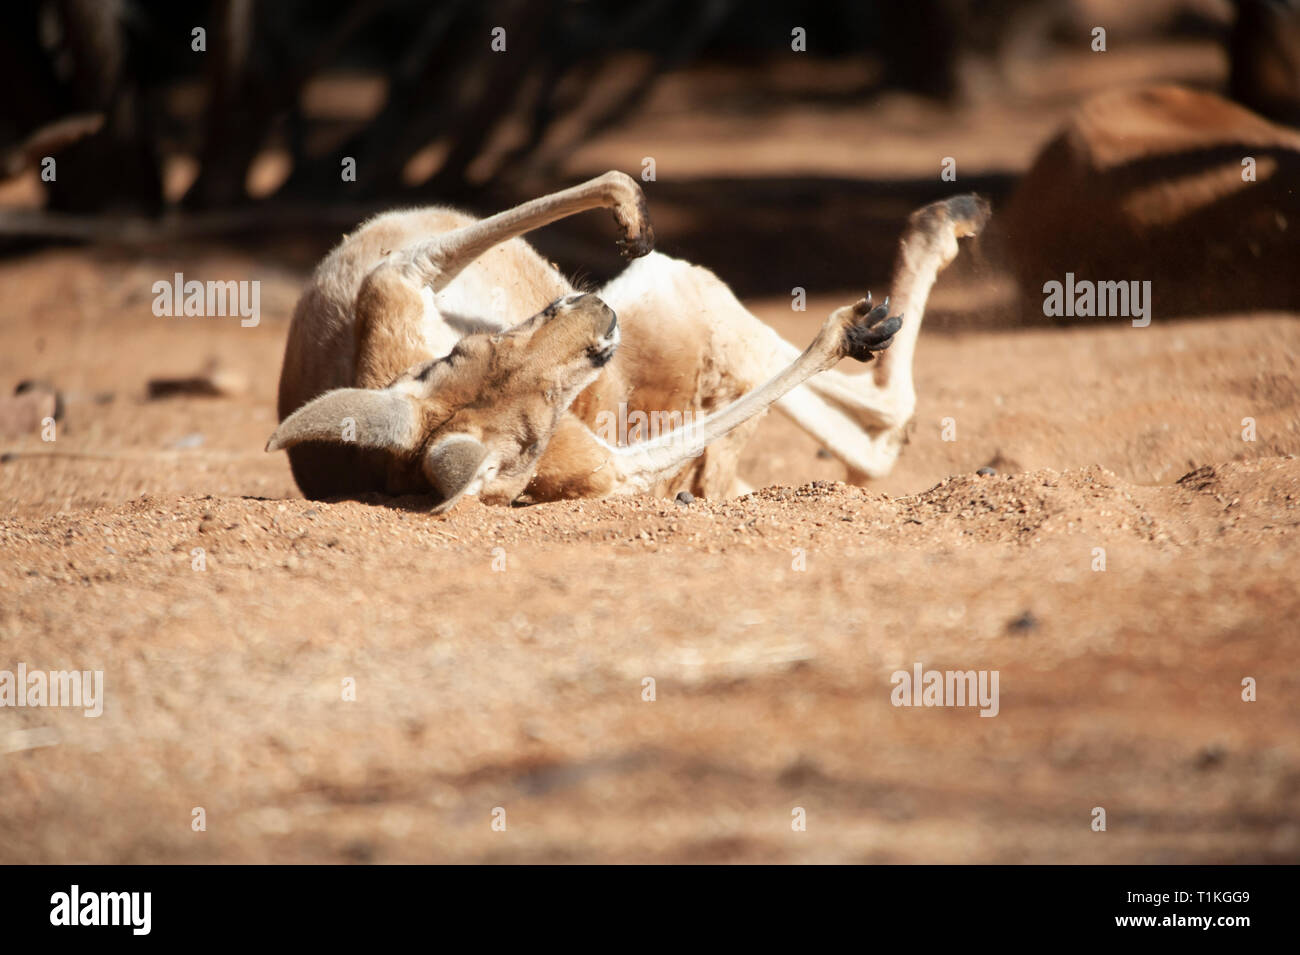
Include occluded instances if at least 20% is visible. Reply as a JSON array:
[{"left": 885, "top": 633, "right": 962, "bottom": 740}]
[{"left": 2, "top": 40, "right": 1299, "bottom": 863}]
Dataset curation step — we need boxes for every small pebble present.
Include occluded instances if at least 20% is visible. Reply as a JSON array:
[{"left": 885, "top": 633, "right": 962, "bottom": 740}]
[
  {"left": 1195, "top": 745, "right": 1226, "bottom": 770},
  {"left": 675, "top": 491, "right": 695, "bottom": 505},
  {"left": 168, "top": 432, "right": 205, "bottom": 450},
  {"left": 977, "top": 466, "right": 997, "bottom": 476},
  {"left": 1006, "top": 610, "right": 1038, "bottom": 634}
]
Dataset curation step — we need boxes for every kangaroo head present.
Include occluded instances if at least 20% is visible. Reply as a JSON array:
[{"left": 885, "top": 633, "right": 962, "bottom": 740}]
[{"left": 266, "top": 292, "right": 619, "bottom": 511}]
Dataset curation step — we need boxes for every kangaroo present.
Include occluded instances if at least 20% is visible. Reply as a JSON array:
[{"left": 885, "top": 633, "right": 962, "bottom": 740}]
[{"left": 267, "top": 171, "right": 987, "bottom": 512}]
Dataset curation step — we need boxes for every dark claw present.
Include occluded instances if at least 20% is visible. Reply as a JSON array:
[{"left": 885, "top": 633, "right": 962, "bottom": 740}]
[
  {"left": 613, "top": 202, "right": 655, "bottom": 259},
  {"left": 842, "top": 312, "right": 904, "bottom": 362},
  {"left": 615, "top": 230, "right": 655, "bottom": 259}
]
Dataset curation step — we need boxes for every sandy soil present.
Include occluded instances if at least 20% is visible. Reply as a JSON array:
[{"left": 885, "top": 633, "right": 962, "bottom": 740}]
[
  {"left": 1, "top": 244, "right": 1296, "bottom": 863},
  {"left": 2, "top": 38, "right": 1299, "bottom": 863}
]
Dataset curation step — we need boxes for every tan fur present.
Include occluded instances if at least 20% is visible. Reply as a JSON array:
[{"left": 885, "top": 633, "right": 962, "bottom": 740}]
[{"left": 269, "top": 172, "right": 984, "bottom": 509}]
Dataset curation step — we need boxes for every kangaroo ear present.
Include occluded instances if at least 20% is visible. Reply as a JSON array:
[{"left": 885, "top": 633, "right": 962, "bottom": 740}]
[
  {"left": 424, "top": 434, "right": 490, "bottom": 513},
  {"left": 266, "top": 388, "right": 419, "bottom": 452}
]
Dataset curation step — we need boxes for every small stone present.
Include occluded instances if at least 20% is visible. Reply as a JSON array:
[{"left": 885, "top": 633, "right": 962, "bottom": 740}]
[
  {"left": 1006, "top": 610, "right": 1039, "bottom": 634},
  {"left": 977, "top": 466, "right": 996, "bottom": 476},
  {"left": 675, "top": 491, "right": 695, "bottom": 505},
  {"left": 1195, "top": 745, "right": 1226, "bottom": 770},
  {"left": 0, "top": 385, "right": 59, "bottom": 439},
  {"left": 167, "top": 432, "right": 205, "bottom": 450},
  {"left": 147, "top": 361, "right": 248, "bottom": 400},
  {"left": 15, "top": 379, "right": 63, "bottom": 420}
]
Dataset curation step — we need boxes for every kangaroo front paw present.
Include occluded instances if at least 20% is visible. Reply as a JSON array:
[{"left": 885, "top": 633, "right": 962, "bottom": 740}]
[{"left": 840, "top": 294, "right": 903, "bottom": 362}]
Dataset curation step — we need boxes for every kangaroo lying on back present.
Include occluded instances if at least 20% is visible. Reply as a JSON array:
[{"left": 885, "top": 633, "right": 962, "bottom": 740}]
[{"left": 268, "top": 171, "right": 986, "bottom": 512}]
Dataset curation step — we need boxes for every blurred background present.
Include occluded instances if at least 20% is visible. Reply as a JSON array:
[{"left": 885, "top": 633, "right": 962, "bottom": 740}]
[{"left": 2, "top": 0, "right": 1295, "bottom": 297}]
